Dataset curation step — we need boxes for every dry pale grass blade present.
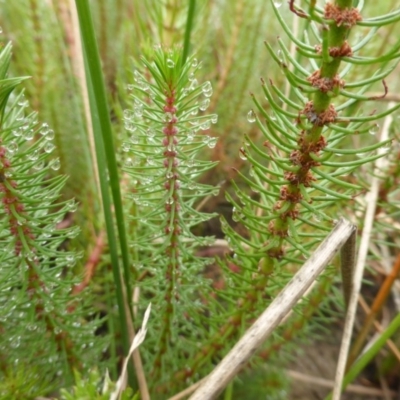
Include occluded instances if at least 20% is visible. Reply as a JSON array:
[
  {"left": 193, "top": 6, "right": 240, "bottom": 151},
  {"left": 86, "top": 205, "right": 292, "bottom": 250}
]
[
  {"left": 331, "top": 104, "right": 393, "bottom": 400},
  {"left": 110, "top": 303, "right": 151, "bottom": 400},
  {"left": 189, "top": 218, "right": 356, "bottom": 400},
  {"left": 168, "top": 377, "right": 209, "bottom": 400},
  {"left": 287, "top": 370, "right": 397, "bottom": 398}
]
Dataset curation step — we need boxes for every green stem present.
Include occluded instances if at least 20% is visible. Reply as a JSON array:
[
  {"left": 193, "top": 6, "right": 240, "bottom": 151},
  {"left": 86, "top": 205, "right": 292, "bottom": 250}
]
[{"left": 181, "top": 0, "right": 196, "bottom": 66}]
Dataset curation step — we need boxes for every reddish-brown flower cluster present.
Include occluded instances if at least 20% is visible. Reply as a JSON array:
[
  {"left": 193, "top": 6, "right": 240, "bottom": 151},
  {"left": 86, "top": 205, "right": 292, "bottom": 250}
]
[{"left": 324, "top": 3, "right": 362, "bottom": 28}]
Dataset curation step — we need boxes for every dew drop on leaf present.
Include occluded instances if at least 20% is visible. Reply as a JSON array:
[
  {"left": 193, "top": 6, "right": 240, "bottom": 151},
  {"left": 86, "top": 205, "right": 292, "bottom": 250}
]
[
  {"left": 44, "top": 129, "right": 55, "bottom": 140},
  {"left": 239, "top": 147, "right": 247, "bottom": 160},
  {"left": 369, "top": 124, "right": 379, "bottom": 135},
  {"left": 24, "top": 129, "right": 34, "bottom": 141},
  {"left": 273, "top": 0, "right": 283, "bottom": 7},
  {"left": 44, "top": 142, "right": 55, "bottom": 154},
  {"left": 247, "top": 110, "right": 256, "bottom": 123},
  {"left": 200, "top": 120, "right": 211, "bottom": 131},
  {"left": 207, "top": 137, "right": 218, "bottom": 148},
  {"left": 7, "top": 141, "right": 18, "bottom": 154},
  {"left": 189, "top": 79, "right": 198, "bottom": 90},
  {"left": 167, "top": 58, "right": 175, "bottom": 68},
  {"left": 202, "top": 81, "right": 213, "bottom": 97},
  {"left": 122, "top": 142, "right": 131, "bottom": 152},
  {"left": 146, "top": 128, "right": 156, "bottom": 138},
  {"left": 50, "top": 158, "right": 61, "bottom": 171},
  {"left": 199, "top": 99, "right": 210, "bottom": 111},
  {"left": 28, "top": 149, "right": 39, "bottom": 161}
]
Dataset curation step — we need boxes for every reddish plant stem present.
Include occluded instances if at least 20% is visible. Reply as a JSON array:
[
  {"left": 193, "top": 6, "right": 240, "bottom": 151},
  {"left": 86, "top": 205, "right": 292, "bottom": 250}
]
[{"left": 152, "top": 86, "right": 182, "bottom": 377}]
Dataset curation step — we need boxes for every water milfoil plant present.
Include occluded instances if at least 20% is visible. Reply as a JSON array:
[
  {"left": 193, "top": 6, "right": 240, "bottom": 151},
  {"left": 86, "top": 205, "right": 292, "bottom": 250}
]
[
  {"left": 123, "top": 47, "right": 219, "bottom": 384},
  {"left": 0, "top": 42, "right": 104, "bottom": 397}
]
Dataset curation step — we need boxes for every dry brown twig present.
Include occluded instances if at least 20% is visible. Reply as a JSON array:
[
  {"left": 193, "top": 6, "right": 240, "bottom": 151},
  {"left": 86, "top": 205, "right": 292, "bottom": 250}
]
[{"left": 187, "top": 218, "right": 356, "bottom": 400}]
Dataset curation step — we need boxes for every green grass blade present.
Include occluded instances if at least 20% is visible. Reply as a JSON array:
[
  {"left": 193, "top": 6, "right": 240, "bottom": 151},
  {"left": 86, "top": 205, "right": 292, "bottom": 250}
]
[
  {"left": 74, "top": 0, "right": 135, "bottom": 387},
  {"left": 325, "top": 312, "right": 400, "bottom": 400},
  {"left": 181, "top": 0, "right": 196, "bottom": 66}
]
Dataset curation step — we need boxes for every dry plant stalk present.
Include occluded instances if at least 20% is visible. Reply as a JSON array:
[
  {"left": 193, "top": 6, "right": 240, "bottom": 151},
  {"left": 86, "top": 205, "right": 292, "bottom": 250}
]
[{"left": 189, "top": 218, "right": 356, "bottom": 400}]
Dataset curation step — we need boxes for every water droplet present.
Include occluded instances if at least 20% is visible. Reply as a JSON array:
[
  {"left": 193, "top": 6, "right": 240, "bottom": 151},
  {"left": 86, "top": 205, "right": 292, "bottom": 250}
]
[
  {"left": 277, "top": 49, "right": 283, "bottom": 62},
  {"left": 33, "top": 160, "right": 45, "bottom": 170},
  {"left": 124, "top": 109, "right": 135, "bottom": 120},
  {"left": 44, "top": 129, "right": 55, "bottom": 140},
  {"left": 18, "top": 99, "right": 29, "bottom": 108},
  {"left": 7, "top": 141, "right": 18, "bottom": 154},
  {"left": 189, "top": 79, "right": 198, "bottom": 90},
  {"left": 67, "top": 226, "right": 81, "bottom": 239},
  {"left": 207, "top": 137, "right": 218, "bottom": 148},
  {"left": 211, "top": 114, "right": 218, "bottom": 124},
  {"left": 67, "top": 200, "right": 78, "bottom": 213},
  {"left": 200, "top": 120, "right": 211, "bottom": 131},
  {"left": 134, "top": 103, "right": 144, "bottom": 117},
  {"left": 187, "top": 131, "right": 195, "bottom": 141},
  {"left": 239, "top": 147, "right": 247, "bottom": 160},
  {"left": 125, "top": 120, "right": 137, "bottom": 133},
  {"left": 164, "top": 112, "right": 174, "bottom": 123},
  {"left": 50, "top": 158, "right": 60, "bottom": 171},
  {"left": 27, "top": 324, "right": 37, "bottom": 332},
  {"left": 312, "top": 213, "right": 321, "bottom": 222},
  {"left": 146, "top": 128, "right": 156, "bottom": 138},
  {"left": 24, "top": 129, "right": 34, "bottom": 141},
  {"left": 44, "top": 142, "right": 55, "bottom": 153},
  {"left": 202, "top": 81, "right": 213, "bottom": 97},
  {"left": 122, "top": 142, "right": 131, "bottom": 152},
  {"left": 130, "top": 135, "right": 139, "bottom": 145},
  {"left": 146, "top": 157, "right": 155, "bottom": 166},
  {"left": 66, "top": 254, "right": 77, "bottom": 266},
  {"left": 12, "top": 129, "right": 21, "bottom": 137},
  {"left": 125, "top": 158, "right": 134, "bottom": 167},
  {"left": 167, "top": 58, "right": 175, "bottom": 68},
  {"left": 191, "top": 58, "right": 198, "bottom": 68},
  {"left": 28, "top": 149, "right": 40, "bottom": 161},
  {"left": 137, "top": 80, "right": 149, "bottom": 91},
  {"left": 273, "top": 0, "right": 283, "bottom": 7},
  {"left": 127, "top": 84, "right": 134, "bottom": 91},
  {"left": 247, "top": 110, "right": 256, "bottom": 123},
  {"left": 199, "top": 99, "right": 210, "bottom": 111},
  {"left": 369, "top": 124, "right": 379, "bottom": 135}
]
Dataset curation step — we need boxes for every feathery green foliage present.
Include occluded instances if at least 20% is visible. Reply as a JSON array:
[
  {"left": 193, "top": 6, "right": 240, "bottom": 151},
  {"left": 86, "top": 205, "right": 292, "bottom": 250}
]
[
  {"left": 0, "top": 0, "right": 400, "bottom": 398},
  {"left": 123, "top": 47, "right": 219, "bottom": 383},
  {"left": 0, "top": 42, "right": 105, "bottom": 398}
]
